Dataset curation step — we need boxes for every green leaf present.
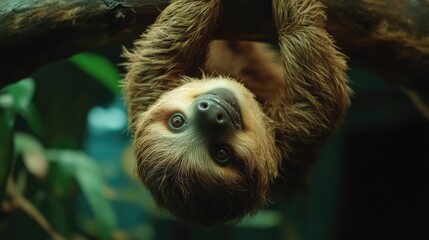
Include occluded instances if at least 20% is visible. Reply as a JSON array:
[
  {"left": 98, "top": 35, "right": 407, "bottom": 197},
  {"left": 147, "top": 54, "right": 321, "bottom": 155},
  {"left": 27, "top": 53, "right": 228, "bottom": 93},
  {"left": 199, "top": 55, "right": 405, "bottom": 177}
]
[
  {"left": 18, "top": 103, "right": 45, "bottom": 137},
  {"left": 0, "top": 78, "right": 35, "bottom": 113},
  {"left": 49, "top": 160, "right": 74, "bottom": 198},
  {"left": 0, "top": 107, "right": 15, "bottom": 201},
  {"left": 69, "top": 52, "right": 121, "bottom": 94},
  {"left": 0, "top": 78, "right": 37, "bottom": 200},
  {"left": 14, "top": 133, "right": 48, "bottom": 179},
  {"left": 237, "top": 210, "right": 283, "bottom": 229},
  {"left": 49, "top": 196, "right": 71, "bottom": 237},
  {"left": 46, "top": 150, "right": 116, "bottom": 239},
  {"left": 0, "top": 78, "right": 43, "bottom": 137}
]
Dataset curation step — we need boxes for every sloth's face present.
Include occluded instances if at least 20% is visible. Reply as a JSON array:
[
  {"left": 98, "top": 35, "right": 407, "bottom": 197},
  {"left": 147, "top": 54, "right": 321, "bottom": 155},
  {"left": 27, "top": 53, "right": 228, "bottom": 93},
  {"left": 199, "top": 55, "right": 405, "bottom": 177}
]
[{"left": 133, "top": 77, "right": 279, "bottom": 224}]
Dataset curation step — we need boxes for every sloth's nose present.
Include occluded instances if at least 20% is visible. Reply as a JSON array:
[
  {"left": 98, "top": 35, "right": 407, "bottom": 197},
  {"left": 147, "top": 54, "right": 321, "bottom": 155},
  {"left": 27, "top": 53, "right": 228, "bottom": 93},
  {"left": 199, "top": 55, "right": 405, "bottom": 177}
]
[
  {"left": 194, "top": 99, "right": 229, "bottom": 127},
  {"left": 193, "top": 88, "right": 242, "bottom": 140}
]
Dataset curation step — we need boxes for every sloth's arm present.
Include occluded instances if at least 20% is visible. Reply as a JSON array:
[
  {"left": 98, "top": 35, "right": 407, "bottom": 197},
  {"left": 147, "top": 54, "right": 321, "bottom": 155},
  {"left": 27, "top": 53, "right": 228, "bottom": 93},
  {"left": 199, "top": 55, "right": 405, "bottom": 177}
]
[
  {"left": 268, "top": 0, "right": 350, "bottom": 194},
  {"left": 273, "top": 0, "right": 350, "bottom": 144},
  {"left": 123, "top": 0, "right": 221, "bottom": 130}
]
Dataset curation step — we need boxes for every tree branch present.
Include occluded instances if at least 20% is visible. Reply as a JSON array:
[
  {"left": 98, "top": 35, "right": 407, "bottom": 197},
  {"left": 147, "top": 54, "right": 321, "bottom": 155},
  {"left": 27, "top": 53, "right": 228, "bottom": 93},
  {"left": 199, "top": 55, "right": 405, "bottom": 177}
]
[
  {"left": 6, "top": 177, "right": 64, "bottom": 240},
  {"left": 1, "top": 0, "right": 428, "bottom": 91},
  {"left": 323, "top": 0, "right": 429, "bottom": 90}
]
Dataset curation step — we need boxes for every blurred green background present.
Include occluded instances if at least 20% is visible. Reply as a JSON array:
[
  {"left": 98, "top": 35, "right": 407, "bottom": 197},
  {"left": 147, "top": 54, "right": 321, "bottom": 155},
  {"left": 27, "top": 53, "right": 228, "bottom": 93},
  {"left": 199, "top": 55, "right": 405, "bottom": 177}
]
[{"left": 1, "top": 44, "right": 428, "bottom": 240}]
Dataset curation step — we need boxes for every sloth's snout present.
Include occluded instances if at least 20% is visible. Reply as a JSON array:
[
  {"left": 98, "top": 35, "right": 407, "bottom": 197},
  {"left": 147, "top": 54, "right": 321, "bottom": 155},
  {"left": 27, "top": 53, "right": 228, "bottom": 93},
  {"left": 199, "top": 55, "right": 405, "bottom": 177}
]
[
  {"left": 193, "top": 88, "right": 242, "bottom": 139},
  {"left": 195, "top": 99, "right": 229, "bottom": 126}
]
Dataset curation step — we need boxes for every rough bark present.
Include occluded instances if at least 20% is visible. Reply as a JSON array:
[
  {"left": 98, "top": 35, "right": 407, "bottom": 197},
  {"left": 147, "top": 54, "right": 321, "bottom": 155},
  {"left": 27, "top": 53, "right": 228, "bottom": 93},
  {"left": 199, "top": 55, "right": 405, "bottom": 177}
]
[
  {"left": 324, "top": 0, "right": 429, "bottom": 90},
  {"left": 0, "top": 0, "right": 428, "bottom": 90}
]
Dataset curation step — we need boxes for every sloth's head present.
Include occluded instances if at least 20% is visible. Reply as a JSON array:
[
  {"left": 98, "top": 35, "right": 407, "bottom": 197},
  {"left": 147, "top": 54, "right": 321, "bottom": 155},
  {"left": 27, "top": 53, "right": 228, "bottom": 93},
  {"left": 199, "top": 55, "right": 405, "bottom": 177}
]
[{"left": 133, "top": 76, "right": 280, "bottom": 224}]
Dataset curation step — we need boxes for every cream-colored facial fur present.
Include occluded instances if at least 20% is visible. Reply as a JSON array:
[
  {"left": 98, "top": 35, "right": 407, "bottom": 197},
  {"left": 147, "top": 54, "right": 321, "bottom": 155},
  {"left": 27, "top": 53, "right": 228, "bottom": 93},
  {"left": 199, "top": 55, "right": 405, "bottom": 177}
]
[{"left": 133, "top": 77, "right": 280, "bottom": 224}]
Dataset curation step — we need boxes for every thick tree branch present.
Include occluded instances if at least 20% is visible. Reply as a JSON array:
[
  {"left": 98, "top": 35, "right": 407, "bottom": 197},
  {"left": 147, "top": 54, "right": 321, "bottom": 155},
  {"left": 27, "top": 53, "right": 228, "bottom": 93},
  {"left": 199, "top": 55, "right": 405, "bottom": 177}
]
[
  {"left": 0, "top": 0, "right": 428, "bottom": 91},
  {"left": 323, "top": 0, "right": 429, "bottom": 90}
]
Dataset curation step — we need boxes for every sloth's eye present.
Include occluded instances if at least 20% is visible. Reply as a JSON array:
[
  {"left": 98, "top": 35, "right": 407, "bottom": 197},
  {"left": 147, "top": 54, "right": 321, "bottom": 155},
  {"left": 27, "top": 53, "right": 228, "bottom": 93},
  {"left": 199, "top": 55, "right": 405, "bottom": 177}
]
[
  {"left": 169, "top": 113, "right": 185, "bottom": 129},
  {"left": 212, "top": 145, "right": 233, "bottom": 166}
]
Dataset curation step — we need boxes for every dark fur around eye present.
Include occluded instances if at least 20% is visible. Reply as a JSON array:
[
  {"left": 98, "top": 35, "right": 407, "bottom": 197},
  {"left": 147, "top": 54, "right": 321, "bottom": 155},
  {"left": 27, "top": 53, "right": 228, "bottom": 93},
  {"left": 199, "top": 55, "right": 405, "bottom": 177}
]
[{"left": 211, "top": 145, "right": 233, "bottom": 166}]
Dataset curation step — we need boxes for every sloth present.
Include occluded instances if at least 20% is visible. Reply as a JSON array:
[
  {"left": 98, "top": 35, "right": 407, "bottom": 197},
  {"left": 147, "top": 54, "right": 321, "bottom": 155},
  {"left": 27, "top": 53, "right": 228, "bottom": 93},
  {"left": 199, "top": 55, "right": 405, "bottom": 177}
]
[{"left": 123, "top": 0, "right": 351, "bottom": 224}]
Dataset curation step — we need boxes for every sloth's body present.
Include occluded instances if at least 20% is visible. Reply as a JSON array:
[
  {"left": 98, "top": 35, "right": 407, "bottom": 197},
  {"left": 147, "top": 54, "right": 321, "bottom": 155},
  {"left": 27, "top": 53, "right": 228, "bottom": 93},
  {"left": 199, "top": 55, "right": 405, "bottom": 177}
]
[{"left": 123, "top": 0, "right": 350, "bottom": 224}]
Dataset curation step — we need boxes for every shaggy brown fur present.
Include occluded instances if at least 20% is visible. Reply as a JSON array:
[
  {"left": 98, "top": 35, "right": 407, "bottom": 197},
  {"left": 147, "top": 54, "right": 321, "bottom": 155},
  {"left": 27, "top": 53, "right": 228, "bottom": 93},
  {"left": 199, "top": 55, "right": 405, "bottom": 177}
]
[{"left": 123, "top": 0, "right": 351, "bottom": 224}]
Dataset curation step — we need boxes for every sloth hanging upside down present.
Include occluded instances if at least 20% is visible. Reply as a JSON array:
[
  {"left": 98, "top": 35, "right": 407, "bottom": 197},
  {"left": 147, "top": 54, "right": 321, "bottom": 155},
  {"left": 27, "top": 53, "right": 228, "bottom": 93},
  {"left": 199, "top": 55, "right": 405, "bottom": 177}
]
[{"left": 123, "top": 0, "right": 351, "bottom": 224}]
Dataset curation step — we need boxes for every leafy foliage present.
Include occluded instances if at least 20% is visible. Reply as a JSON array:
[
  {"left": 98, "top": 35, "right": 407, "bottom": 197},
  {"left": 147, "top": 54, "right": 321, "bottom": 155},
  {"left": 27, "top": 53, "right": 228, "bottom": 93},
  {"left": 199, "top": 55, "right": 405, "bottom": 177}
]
[
  {"left": 69, "top": 52, "right": 121, "bottom": 94},
  {"left": 47, "top": 150, "right": 116, "bottom": 239},
  {"left": 0, "top": 78, "right": 35, "bottom": 201},
  {"left": 0, "top": 78, "right": 117, "bottom": 239},
  {"left": 0, "top": 102, "right": 14, "bottom": 202}
]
